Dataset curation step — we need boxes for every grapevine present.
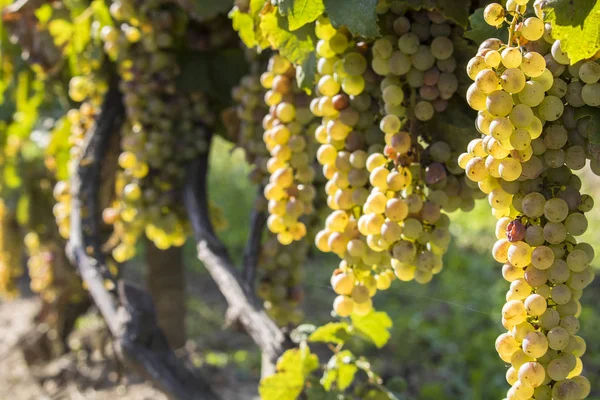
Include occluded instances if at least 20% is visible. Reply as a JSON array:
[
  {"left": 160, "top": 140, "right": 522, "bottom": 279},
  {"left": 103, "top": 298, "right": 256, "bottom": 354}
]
[{"left": 0, "top": 0, "right": 599, "bottom": 399}]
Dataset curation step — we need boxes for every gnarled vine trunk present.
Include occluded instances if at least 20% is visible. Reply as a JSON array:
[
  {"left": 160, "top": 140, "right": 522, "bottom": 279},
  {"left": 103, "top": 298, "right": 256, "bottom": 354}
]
[{"left": 145, "top": 241, "right": 187, "bottom": 349}]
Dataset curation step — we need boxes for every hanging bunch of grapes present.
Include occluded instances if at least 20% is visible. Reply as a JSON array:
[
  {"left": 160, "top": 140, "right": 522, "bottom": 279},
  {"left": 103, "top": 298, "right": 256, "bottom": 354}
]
[{"left": 460, "top": 0, "right": 595, "bottom": 397}]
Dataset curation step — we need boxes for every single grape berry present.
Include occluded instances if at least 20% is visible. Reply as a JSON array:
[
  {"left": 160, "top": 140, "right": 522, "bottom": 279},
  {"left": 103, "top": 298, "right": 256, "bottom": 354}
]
[
  {"left": 425, "top": 162, "right": 447, "bottom": 185},
  {"left": 506, "top": 220, "right": 526, "bottom": 242}
]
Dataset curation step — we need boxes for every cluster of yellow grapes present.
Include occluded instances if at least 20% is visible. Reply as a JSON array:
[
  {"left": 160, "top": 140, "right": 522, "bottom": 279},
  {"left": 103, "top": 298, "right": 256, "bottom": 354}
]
[
  {"left": 310, "top": 9, "right": 472, "bottom": 317},
  {"left": 262, "top": 55, "right": 319, "bottom": 245},
  {"left": 462, "top": 1, "right": 594, "bottom": 398},
  {"left": 23, "top": 232, "right": 56, "bottom": 302},
  {"left": 310, "top": 17, "right": 393, "bottom": 317},
  {"left": 256, "top": 234, "right": 309, "bottom": 326},
  {"left": 230, "top": 70, "right": 271, "bottom": 183},
  {"left": 98, "top": 2, "right": 213, "bottom": 261}
]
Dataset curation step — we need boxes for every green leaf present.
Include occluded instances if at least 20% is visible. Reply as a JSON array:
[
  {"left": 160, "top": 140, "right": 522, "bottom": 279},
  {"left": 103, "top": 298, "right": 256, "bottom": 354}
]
[
  {"left": 296, "top": 51, "right": 317, "bottom": 93},
  {"left": 259, "top": 372, "right": 305, "bottom": 400},
  {"left": 194, "top": 0, "right": 235, "bottom": 20},
  {"left": 308, "top": 322, "right": 350, "bottom": 344},
  {"left": 260, "top": 344, "right": 319, "bottom": 400},
  {"left": 91, "top": 0, "right": 113, "bottom": 26},
  {"left": 463, "top": 7, "right": 508, "bottom": 45},
  {"left": 251, "top": 0, "right": 267, "bottom": 14},
  {"left": 351, "top": 311, "right": 393, "bottom": 348},
  {"left": 260, "top": 8, "right": 316, "bottom": 64},
  {"left": 276, "top": 344, "right": 320, "bottom": 376},
  {"left": 72, "top": 15, "right": 91, "bottom": 54},
  {"left": 542, "top": 0, "right": 600, "bottom": 64},
  {"left": 35, "top": 4, "right": 53, "bottom": 25},
  {"left": 337, "top": 363, "right": 358, "bottom": 391},
  {"left": 279, "top": 0, "right": 324, "bottom": 30},
  {"left": 323, "top": 0, "right": 380, "bottom": 38},
  {"left": 320, "top": 368, "right": 337, "bottom": 391},
  {"left": 230, "top": 7, "right": 257, "bottom": 47},
  {"left": 46, "top": 117, "right": 72, "bottom": 181},
  {"left": 16, "top": 193, "right": 29, "bottom": 225},
  {"left": 48, "top": 19, "right": 74, "bottom": 48},
  {"left": 574, "top": 106, "right": 600, "bottom": 144},
  {"left": 3, "top": 163, "right": 21, "bottom": 189},
  {"left": 403, "top": 0, "right": 471, "bottom": 28}
]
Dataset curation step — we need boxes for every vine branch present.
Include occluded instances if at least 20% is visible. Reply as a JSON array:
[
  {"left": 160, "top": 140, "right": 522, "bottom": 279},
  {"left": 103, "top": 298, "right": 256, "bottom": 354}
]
[
  {"left": 66, "top": 77, "right": 219, "bottom": 400},
  {"left": 184, "top": 139, "right": 289, "bottom": 364},
  {"left": 241, "top": 186, "right": 267, "bottom": 289}
]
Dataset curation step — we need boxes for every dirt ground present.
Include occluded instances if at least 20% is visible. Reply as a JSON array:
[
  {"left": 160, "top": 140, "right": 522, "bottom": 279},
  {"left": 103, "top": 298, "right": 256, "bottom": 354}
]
[{"left": 0, "top": 298, "right": 259, "bottom": 400}]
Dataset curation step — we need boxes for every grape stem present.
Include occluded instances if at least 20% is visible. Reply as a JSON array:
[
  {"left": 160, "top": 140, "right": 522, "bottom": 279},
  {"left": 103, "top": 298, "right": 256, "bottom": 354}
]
[{"left": 506, "top": 10, "right": 520, "bottom": 47}]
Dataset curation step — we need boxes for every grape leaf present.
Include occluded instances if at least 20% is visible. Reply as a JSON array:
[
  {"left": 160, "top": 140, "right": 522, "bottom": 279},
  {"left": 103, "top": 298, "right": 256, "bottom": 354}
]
[
  {"left": 296, "top": 51, "right": 317, "bottom": 93},
  {"left": 48, "top": 19, "right": 73, "bottom": 48},
  {"left": 194, "top": 0, "right": 235, "bottom": 20},
  {"left": 463, "top": 7, "right": 508, "bottom": 45},
  {"left": 260, "top": 345, "right": 319, "bottom": 400},
  {"left": 308, "top": 322, "right": 350, "bottom": 344},
  {"left": 91, "top": 0, "right": 114, "bottom": 27},
  {"left": 323, "top": 0, "right": 380, "bottom": 38},
  {"left": 46, "top": 117, "right": 72, "bottom": 181},
  {"left": 34, "top": 4, "right": 53, "bottom": 25},
  {"left": 259, "top": 372, "right": 305, "bottom": 400},
  {"left": 16, "top": 193, "right": 28, "bottom": 225},
  {"left": 337, "top": 363, "right": 358, "bottom": 391},
  {"left": 230, "top": 7, "right": 257, "bottom": 47},
  {"left": 259, "top": 8, "right": 316, "bottom": 64},
  {"left": 350, "top": 311, "right": 392, "bottom": 348},
  {"left": 320, "top": 368, "right": 337, "bottom": 391},
  {"left": 279, "top": 0, "right": 324, "bottom": 30},
  {"left": 573, "top": 106, "right": 600, "bottom": 144},
  {"left": 251, "top": 0, "right": 267, "bottom": 14},
  {"left": 542, "top": 0, "right": 600, "bottom": 64},
  {"left": 403, "top": 0, "right": 471, "bottom": 28},
  {"left": 275, "top": 344, "right": 320, "bottom": 375}
]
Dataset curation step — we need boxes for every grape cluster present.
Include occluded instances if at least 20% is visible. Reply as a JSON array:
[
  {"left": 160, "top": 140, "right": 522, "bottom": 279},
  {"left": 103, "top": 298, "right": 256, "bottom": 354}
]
[
  {"left": 311, "top": 10, "right": 471, "bottom": 318},
  {"left": 99, "top": 1, "right": 212, "bottom": 260},
  {"left": 310, "top": 17, "right": 391, "bottom": 317},
  {"left": 372, "top": 5, "right": 460, "bottom": 121},
  {"left": 462, "top": 1, "right": 594, "bottom": 398},
  {"left": 262, "top": 55, "right": 319, "bottom": 245},
  {"left": 256, "top": 231, "right": 308, "bottom": 327},
  {"left": 23, "top": 232, "right": 56, "bottom": 301},
  {"left": 230, "top": 69, "right": 270, "bottom": 183},
  {"left": 365, "top": 7, "right": 476, "bottom": 284}
]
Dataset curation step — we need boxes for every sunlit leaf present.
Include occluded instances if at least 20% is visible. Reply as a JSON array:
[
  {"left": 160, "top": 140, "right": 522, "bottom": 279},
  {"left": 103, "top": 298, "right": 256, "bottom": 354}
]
[
  {"left": 351, "top": 311, "right": 393, "bottom": 348},
  {"left": 279, "top": 0, "right": 324, "bottom": 30},
  {"left": 259, "top": 7, "right": 316, "bottom": 64},
  {"left": 308, "top": 322, "right": 350, "bottom": 344},
  {"left": 542, "top": 0, "right": 600, "bottom": 64}
]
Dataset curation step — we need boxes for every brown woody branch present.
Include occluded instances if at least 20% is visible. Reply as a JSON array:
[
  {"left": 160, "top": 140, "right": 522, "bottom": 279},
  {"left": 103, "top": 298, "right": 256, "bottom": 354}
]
[
  {"left": 66, "top": 77, "right": 219, "bottom": 400},
  {"left": 241, "top": 187, "right": 267, "bottom": 289},
  {"left": 184, "top": 143, "right": 289, "bottom": 364}
]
